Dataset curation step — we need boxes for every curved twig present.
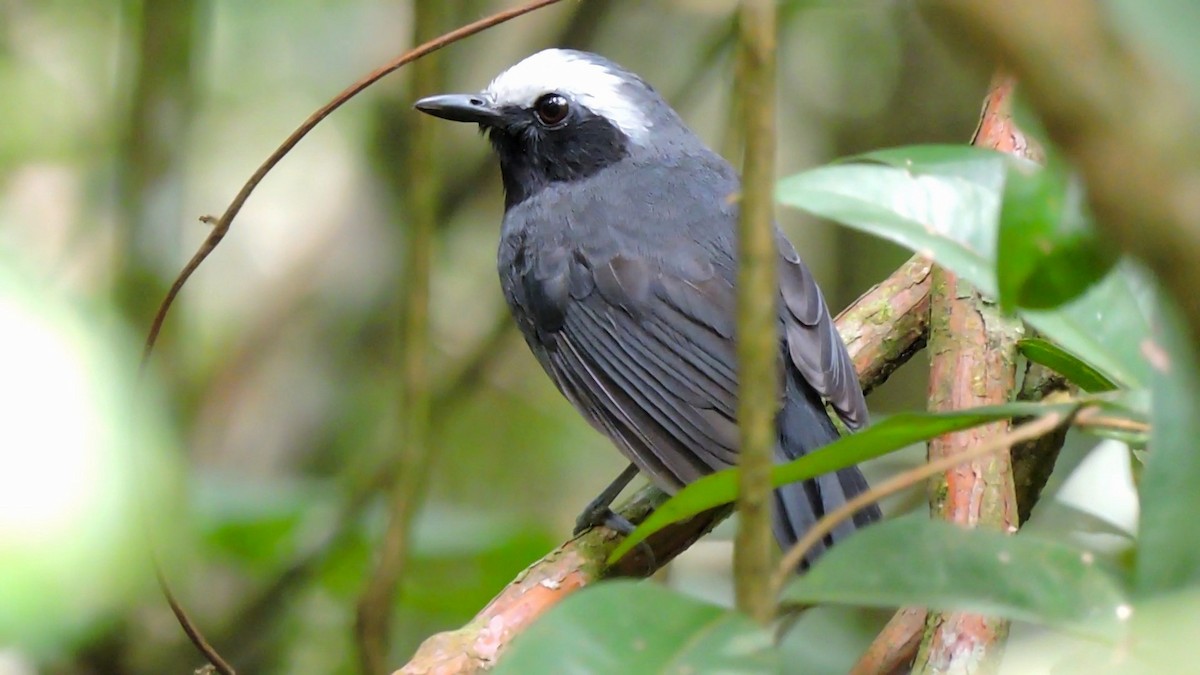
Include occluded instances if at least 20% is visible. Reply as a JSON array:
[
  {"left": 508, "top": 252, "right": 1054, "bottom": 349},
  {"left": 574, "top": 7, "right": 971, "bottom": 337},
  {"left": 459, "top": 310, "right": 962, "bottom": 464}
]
[
  {"left": 155, "top": 565, "right": 236, "bottom": 675},
  {"left": 139, "top": 0, "right": 567, "bottom": 368}
]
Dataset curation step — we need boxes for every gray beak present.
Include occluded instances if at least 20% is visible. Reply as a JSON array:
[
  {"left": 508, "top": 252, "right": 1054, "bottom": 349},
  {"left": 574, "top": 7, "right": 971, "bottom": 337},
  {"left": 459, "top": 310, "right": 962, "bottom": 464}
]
[{"left": 413, "top": 94, "right": 503, "bottom": 125}]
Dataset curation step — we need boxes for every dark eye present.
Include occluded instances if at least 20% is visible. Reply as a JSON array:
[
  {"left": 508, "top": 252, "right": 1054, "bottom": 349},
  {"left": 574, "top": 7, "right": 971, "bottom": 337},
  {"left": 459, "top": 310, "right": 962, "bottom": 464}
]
[{"left": 534, "top": 93, "right": 569, "bottom": 126}]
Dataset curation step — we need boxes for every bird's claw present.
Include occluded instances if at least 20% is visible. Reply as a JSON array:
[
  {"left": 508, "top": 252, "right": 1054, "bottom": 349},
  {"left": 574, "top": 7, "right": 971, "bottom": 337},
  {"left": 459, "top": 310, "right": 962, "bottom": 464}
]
[
  {"left": 573, "top": 507, "right": 656, "bottom": 572},
  {"left": 574, "top": 506, "right": 636, "bottom": 536}
]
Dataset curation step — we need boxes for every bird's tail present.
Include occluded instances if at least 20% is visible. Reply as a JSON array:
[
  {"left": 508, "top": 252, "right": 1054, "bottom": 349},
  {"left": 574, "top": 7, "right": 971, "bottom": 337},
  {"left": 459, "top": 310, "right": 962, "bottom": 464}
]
[{"left": 771, "top": 364, "right": 881, "bottom": 568}]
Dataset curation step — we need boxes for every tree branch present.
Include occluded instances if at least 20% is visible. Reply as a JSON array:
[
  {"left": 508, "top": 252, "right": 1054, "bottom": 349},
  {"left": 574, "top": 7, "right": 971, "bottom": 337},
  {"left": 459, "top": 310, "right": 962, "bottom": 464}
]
[
  {"left": 394, "top": 258, "right": 933, "bottom": 674},
  {"left": 115, "top": 0, "right": 200, "bottom": 326},
  {"left": 847, "top": 75, "right": 1045, "bottom": 675},
  {"left": 838, "top": 256, "right": 932, "bottom": 397},
  {"left": 851, "top": 358, "right": 1070, "bottom": 675},
  {"left": 850, "top": 607, "right": 929, "bottom": 675},
  {"left": 914, "top": 268, "right": 1021, "bottom": 675},
  {"left": 1011, "top": 359, "right": 1075, "bottom": 523},
  {"left": 911, "top": 73, "right": 1034, "bottom": 675}
]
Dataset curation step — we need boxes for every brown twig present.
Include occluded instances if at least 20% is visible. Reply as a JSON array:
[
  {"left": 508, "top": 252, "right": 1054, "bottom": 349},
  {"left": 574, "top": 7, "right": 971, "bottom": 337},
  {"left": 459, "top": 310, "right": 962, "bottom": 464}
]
[
  {"left": 139, "top": 0, "right": 567, "bottom": 368},
  {"left": 850, "top": 607, "right": 929, "bottom": 675},
  {"left": 155, "top": 566, "right": 236, "bottom": 675},
  {"left": 837, "top": 256, "right": 932, "bottom": 396},
  {"left": 1076, "top": 413, "right": 1149, "bottom": 435},
  {"left": 393, "top": 258, "right": 934, "bottom": 674}
]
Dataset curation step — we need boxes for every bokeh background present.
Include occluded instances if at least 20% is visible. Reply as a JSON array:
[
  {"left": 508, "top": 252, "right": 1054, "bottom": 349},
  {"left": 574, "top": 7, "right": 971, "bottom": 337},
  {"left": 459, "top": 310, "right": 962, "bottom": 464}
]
[{"left": 0, "top": 1, "right": 1068, "bottom": 673}]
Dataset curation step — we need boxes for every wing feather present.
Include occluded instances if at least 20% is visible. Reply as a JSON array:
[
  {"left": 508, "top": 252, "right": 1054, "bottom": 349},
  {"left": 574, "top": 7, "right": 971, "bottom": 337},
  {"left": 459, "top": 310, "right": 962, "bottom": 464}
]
[
  {"left": 511, "top": 222, "right": 865, "bottom": 493},
  {"left": 776, "top": 232, "right": 868, "bottom": 430}
]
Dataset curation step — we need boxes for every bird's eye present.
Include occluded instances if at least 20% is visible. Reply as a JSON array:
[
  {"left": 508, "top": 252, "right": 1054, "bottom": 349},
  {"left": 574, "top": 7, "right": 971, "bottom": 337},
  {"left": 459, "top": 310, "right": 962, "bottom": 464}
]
[{"left": 534, "top": 93, "right": 569, "bottom": 126}]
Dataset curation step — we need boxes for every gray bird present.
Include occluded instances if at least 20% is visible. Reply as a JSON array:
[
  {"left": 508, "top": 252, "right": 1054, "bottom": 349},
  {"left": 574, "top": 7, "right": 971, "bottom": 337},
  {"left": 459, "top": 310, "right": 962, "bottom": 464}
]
[{"left": 415, "top": 49, "right": 879, "bottom": 565}]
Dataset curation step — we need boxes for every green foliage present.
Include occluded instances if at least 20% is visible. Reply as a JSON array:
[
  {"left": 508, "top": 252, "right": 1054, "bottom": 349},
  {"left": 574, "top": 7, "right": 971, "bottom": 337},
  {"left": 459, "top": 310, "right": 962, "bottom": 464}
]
[
  {"left": 610, "top": 402, "right": 1070, "bottom": 562},
  {"left": 1017, "top": 338, "right": 1118, "bottom": 393},
  {"left": 997, "top": 162, "right": 1115, "bottom": 312},
  {"left": 547, "top": 136, "right": 1200, "bottom": 672},
  {"left": 778, "top": 145, "right": 1156, "bottom": 388},
  {"left": 772, "top": 141, "right": 1193, "bottom": 662},
  {"left": 780, "top": 145, "right": 1007, "bottom": 292},
  {"left": 493, "top": 581, "right": 777, "bottom": 674},
  {"left": 1135, "top": 303, "right": 1200, "bottom": 593},
  {"left": 199, "top": 476, "right": 322, "bottom": 572},
  {"left": 784, "top": 517, "right": 1130, "bottom": 640},
  {"left": 401, "top": 525, "right": 561, "bottom": 622}
]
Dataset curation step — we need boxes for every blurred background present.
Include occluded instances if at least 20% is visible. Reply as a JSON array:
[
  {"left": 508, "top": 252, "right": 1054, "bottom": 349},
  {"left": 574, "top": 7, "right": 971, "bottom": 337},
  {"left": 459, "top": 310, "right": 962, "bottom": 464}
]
[{"left": 0, "top": 1, "right": 1025, "bottom": 672}]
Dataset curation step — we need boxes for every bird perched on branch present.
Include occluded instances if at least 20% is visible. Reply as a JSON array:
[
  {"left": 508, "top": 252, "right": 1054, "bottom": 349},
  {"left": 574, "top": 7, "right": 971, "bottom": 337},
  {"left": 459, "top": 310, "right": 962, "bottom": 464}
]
[{"left": 415, "top": 49, "right": 879, "bottom": 566}]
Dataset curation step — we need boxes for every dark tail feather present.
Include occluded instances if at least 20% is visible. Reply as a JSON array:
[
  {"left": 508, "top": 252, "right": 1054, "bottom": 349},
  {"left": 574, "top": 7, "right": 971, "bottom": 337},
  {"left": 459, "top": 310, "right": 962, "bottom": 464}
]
[{"left": 771, "top": 367, "right": 881, "bottom": 569}]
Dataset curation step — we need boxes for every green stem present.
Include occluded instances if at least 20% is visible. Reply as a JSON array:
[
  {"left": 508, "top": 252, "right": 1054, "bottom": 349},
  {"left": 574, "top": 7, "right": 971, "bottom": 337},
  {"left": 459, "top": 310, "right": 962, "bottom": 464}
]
[{"left": 733, "top": 0, "right": 778, "bottom": 627}]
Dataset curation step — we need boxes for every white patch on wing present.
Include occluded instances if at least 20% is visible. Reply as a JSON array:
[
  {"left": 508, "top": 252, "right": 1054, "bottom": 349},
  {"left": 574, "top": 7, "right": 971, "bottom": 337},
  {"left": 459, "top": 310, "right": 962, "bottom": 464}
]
[{"left": 484, "top": 49, "right": 651, "bottom": 142}]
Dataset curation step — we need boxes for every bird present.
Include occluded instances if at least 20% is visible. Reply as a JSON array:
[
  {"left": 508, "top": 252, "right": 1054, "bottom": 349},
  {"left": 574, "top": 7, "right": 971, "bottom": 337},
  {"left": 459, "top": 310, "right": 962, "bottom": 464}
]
[{"left": 414, "top": 49, "right": 880, "bottom": 566}]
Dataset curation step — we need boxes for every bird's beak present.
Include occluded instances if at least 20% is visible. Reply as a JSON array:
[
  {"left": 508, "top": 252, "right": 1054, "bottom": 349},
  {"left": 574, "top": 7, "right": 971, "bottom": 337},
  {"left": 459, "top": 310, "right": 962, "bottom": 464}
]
[{"left": 413, "top": 93, "right": 504, "bottom": 125}]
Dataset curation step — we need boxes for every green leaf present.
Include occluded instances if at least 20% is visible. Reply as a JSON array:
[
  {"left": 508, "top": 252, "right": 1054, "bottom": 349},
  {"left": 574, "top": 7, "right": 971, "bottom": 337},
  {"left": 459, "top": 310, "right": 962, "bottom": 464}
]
[
  {"left": 1135, "top": 301, "right": 1200, "bottom": 594},
  {"left": 1018, "top": 337, "right": 1118, "bottom": 393},
  {"left": 847, "top": 144, "right": 1018, "bottom": 185},
  {"left": 492, "top": 581, "right": 777, "bottom": 674},
  {"left": 785, "top": 517, "right": 1131, "bottom": 640},
  {"left": 997, "top": 163, "right": 1115, "bottom": 312},
  {"left": 1024, "top": 501, "right": 1135, "bottom": 545},
  {"left": 778, "top": 147, "right": 1157, "bottom": 388},
  {"left": 778, "top": 149, "right": 1005, "bottom": 295},
  {"left": 1020, "top": 269, "right": 1156, "bottom": 389},
  {"left": 610, "top": 402, "right": 1073, "bottom": 563}
]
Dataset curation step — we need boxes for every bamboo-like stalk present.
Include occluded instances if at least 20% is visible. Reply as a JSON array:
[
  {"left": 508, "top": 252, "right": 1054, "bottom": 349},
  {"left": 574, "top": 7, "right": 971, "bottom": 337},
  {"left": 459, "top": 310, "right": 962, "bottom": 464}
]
[{"left": 733, "top": 0, "right": 779, "bottom": 627}]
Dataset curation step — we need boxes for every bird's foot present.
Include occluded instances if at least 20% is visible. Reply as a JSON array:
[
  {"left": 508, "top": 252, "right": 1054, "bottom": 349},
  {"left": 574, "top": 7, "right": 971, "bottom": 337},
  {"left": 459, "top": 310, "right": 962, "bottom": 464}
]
[
  {"left": 574, "top": 506, "right": 656, "bottom": 572},
  {"left": 573, "top": 505, "right": 636, "bottom": 537}
]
